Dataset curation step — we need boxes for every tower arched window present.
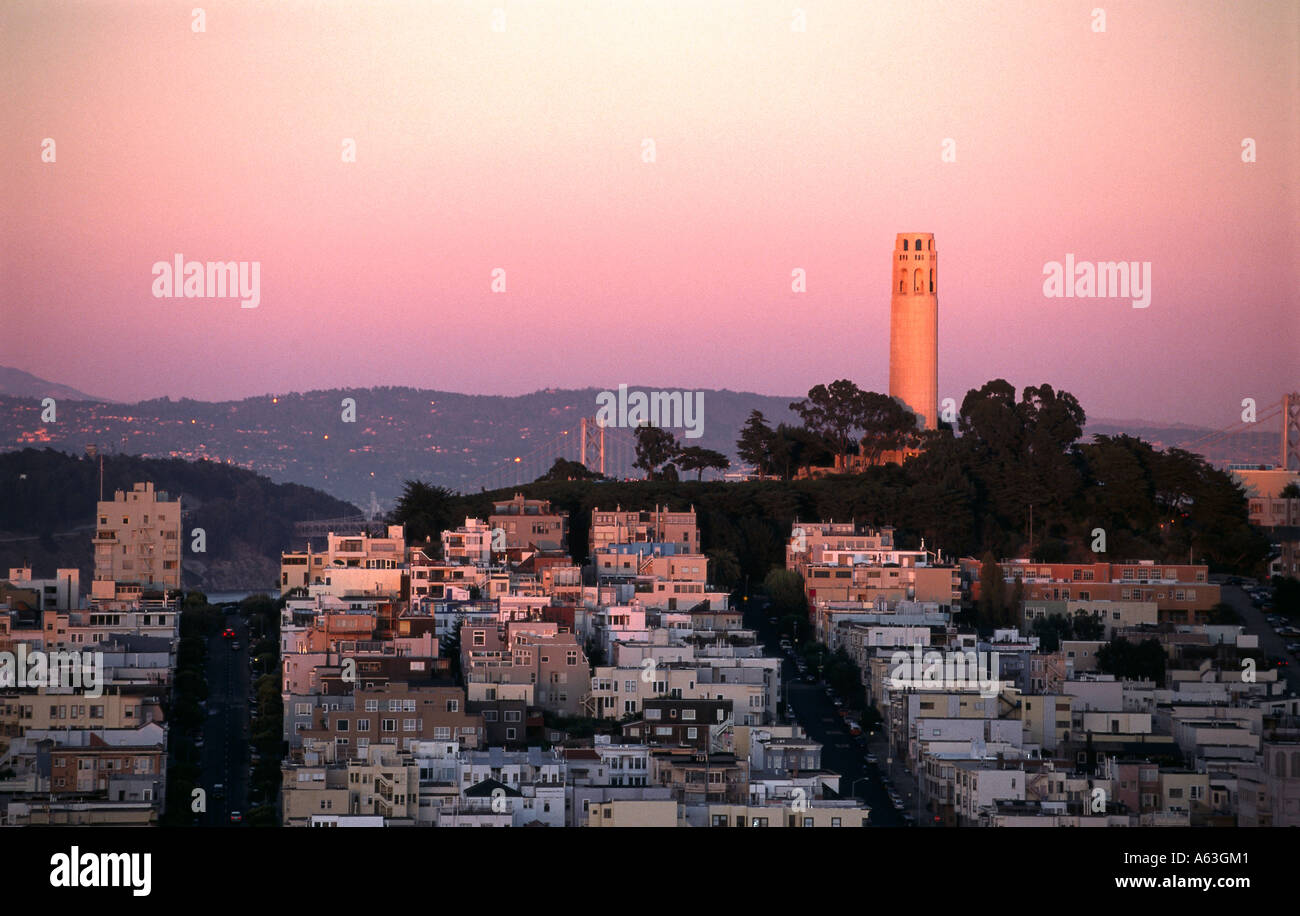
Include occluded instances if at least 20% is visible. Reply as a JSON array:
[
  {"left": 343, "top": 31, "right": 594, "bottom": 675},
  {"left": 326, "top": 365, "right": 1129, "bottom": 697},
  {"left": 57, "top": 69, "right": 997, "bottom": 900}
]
[
  {"left": 915, "top": 238, "right": 922, "bottom": 252},
  {"left": 899, "top": 271, "right": 906, "bottom": 293},
  {"left": 902, "top": 239, "right": 908, "bottom": 251},
  {"left": 913, "top": 268, "right": 922, "bottom": 293},
  {"left": 929, "top": 269, "right": 935, "bottom": 293}
]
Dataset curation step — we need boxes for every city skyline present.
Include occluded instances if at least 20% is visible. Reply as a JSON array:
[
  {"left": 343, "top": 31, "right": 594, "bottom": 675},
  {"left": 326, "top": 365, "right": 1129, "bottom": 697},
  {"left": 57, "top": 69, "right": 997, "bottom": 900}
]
[{"left": 3, "top": 0, "right": 1296, "bottom": 429}]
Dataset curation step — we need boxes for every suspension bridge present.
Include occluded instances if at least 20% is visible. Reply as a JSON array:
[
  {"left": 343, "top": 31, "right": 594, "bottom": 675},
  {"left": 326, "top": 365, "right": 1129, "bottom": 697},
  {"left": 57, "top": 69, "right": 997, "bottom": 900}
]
[
  {"left": 1176, "top": 393, "right": 1300, "bottom": 471},
  {"left": 457, "top": 417, "right": 644, "bottom": 494}
]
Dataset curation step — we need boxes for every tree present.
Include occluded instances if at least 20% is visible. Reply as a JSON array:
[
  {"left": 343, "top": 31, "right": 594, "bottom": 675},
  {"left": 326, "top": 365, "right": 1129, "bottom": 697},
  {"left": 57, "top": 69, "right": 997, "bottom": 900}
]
[
  {"left": 389, "top": 479, "right": 457, "bottom": 546},
  {"left": 633, "top": 425, "right": 679, "bottom": 480},
  {"left": 763, "top": 567, "right": 807, "bottom": 619},
  {"left": 1031, "top": 614, "right": 1071, "bottom": 652},
  {"left": 1071, "top": 612, "right": 1105, "bottom": 640},
  {"left": 675, "top": 446, "right": 730, "bottom": 481},
  {"left": 772, "top": 424, "right": 833, "bottom": 480},
  {"left": 537, "top": 457, "right": 601, "bottom": 482},
  {"left": 706, "top": 547, "right": 741, "bottom": 591},
  {"left": 1207, "top": 602, "right": 1242, "bottom": 625},
  {"left": 857, "top": 391, "right": 920, "bottom": 466},
  {"left": 1008, "top": 577, "right": 1026, "bottom": 629},
  {"left": 1280, "top": 482, "right": 1300, "bottom": 499},
  {"left": 1271, "top": 576, "right": 1300, "bottom": 618},
  {"left": 790, "top": 380, "right": 872, "bottom": 466},
  {"left": 977, "top": 552, "right": 1006, "bottom": 632},
  {"left": 736, "top": 410, "right": 778, "bottom": 477},
  {"left": 1096, "top": 637, "right": 1167, "bottom": 687}
]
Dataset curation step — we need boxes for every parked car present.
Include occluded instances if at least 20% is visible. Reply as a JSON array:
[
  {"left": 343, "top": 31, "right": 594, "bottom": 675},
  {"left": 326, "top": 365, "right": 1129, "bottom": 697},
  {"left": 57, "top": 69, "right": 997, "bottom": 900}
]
[
  {"left": 864, "top": 753, "right": 878, "bottom": 765},
  {"left": 229, "top": 811, "right": 242, "bottom": 824},
  {"left": 1285, "top": 642, "right": 1300, "bottom": 653}
]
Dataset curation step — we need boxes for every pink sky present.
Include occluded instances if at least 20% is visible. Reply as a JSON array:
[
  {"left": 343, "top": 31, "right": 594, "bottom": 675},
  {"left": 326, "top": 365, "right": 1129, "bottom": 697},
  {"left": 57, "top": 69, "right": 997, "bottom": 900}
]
[{"left": 2, "top": 0, "right": 1297, "bottom": 427}]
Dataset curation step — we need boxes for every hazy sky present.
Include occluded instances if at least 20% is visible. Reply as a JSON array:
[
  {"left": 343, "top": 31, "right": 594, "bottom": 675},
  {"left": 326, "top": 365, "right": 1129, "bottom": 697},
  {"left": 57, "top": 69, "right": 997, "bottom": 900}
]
[{"left": 3, "top": 0, "right": 1297, "bottom": 426}]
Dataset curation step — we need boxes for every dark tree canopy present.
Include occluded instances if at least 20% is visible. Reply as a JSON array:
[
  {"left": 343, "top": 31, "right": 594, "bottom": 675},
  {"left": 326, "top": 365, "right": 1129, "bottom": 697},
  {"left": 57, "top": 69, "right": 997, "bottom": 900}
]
[
  {"left": 632, "top": 425, "right": 680, "bottom": 479},
  {"left": 675, "top": 446, "right": 730, "bottom": 480}
]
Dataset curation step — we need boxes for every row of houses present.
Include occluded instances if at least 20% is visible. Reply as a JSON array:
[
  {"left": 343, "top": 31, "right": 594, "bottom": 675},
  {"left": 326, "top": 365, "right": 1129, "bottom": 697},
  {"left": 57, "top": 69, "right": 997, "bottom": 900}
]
[
  {"left": 0, "top": 482, "right": 181, "bottom": 825},
  {"left": 786, "top": 520, "right": 1300, "bottom": 826},
  {"left": 279, "top": 502, "right": 870, "bottom": 826}
]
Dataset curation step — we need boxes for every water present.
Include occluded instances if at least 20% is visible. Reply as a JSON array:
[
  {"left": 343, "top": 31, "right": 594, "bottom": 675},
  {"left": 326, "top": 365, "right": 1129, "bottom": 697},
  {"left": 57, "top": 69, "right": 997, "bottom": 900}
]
[{"left": 203, "top": 590, "right": 274, "bottom": 605}]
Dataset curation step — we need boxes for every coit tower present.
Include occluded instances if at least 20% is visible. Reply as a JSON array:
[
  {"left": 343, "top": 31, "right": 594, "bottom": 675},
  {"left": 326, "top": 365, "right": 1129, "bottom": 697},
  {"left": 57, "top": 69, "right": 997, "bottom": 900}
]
[{"left": 889, "top": 232, "right": 938, "bottom": 430}]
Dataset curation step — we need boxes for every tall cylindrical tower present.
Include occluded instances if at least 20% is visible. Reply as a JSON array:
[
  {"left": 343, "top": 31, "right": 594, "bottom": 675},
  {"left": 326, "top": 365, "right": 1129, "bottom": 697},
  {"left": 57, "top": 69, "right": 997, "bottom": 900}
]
[{"left": 889, "top": 232, "right": 938, "bottom": 430}]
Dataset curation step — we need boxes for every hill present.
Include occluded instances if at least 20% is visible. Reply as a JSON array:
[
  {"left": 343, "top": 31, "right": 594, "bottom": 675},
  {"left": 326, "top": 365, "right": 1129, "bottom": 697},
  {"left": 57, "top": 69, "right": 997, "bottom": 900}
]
[
  {"left": 0, "top": 366, "right": 108, "bottom": 402},
  {"left": 0, "top": 449, "right": 360, "bottom": 591},
  {"left": 0, "top": 384, "right": 802, "bottom": 506},
  {"left": 0, "top": 368, "right": 1267, "bottom": 509}
]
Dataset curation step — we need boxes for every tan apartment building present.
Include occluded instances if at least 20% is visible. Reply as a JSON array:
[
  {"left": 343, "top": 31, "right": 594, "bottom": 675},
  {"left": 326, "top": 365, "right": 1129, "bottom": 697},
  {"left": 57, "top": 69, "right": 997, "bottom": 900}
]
[
  {"left": 784, "top": 522, "right": 898, "bottom": 578},
  {"left": 460, "top": 620, "right": 588, "bottom": 716},
  {"left": 587, "top": 798, "right": 681, "bottom": 827},
  {"left": 703, "top": 803, "right": 872, "bottom": 828},
  {"left": 965, "top": 559, "right": 1219, "bottom": 625},
  {"left": 0, "top": 688, "right": 164, "bottom": 734},
  {"left": 1238, "top": 725, "right": 1300, "bottom": 827},
  {"left": 591, "top": 549, "right": 709, "bottom": 583},
  {"left": 590, "top": 506, "right": 700, "bottom": 552},
  {"left": 1021, "top": 599, "right": 1158, "bottom": 638},
  {"left": 280, "top": 526, "right": 406, "bottom": 596},
  {"left": 93, "top": 482, "right": 181, "bottom": 597},
  {"left": 299, "top": 682, "right": 483, "bottom": 761},
  {"left": 489, "top": 494, "right": 567, "bottom": 551},
  {"left": 805, "top": 563, "right": 960, "bottom": 608}
]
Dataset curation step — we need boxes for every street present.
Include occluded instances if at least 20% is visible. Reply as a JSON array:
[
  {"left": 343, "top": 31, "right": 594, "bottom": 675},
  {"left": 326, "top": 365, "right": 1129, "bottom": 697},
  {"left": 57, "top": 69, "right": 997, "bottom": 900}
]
[
  {"left": 1219, "top": 584, "right": 1300, "bottom": 694},
  {"left": 201, "top": 610, "right": 252, "bottom": 826},
  {"left": 744, "top": 596, "right": 913, "bottom": 826}
]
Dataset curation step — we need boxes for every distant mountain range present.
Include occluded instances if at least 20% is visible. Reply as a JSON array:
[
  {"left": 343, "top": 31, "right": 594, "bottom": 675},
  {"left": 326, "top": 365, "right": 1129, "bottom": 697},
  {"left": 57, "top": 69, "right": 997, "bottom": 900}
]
[
  {"left": 0, "top": 366, "right": 108, "bottom": 403},
  {"left": 0, "top": 366, "right": 1272, "bottom": 508}
]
